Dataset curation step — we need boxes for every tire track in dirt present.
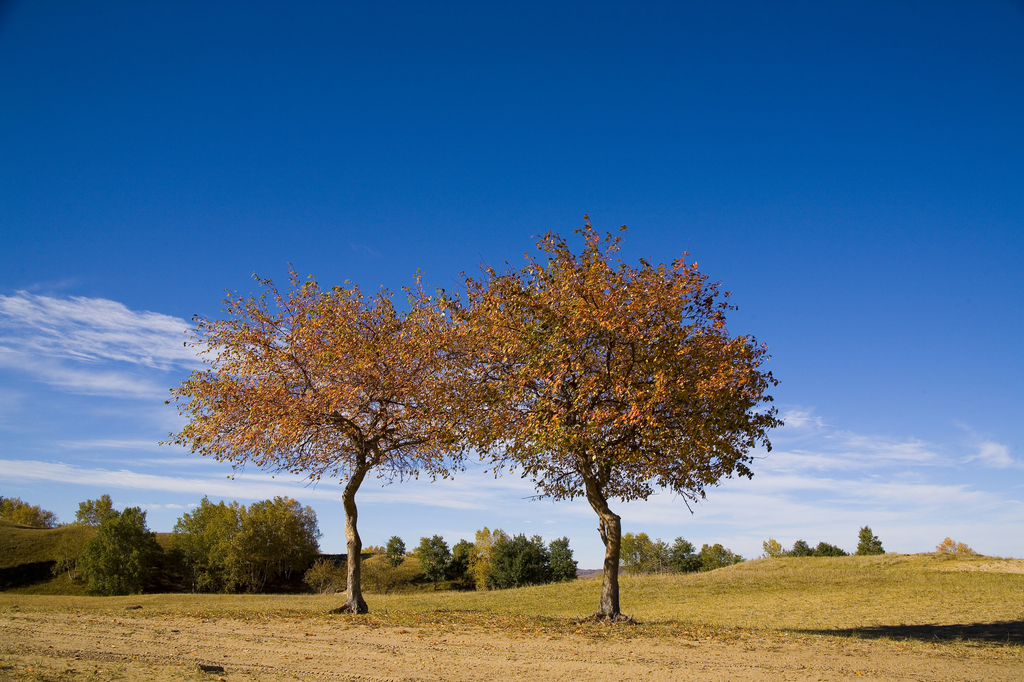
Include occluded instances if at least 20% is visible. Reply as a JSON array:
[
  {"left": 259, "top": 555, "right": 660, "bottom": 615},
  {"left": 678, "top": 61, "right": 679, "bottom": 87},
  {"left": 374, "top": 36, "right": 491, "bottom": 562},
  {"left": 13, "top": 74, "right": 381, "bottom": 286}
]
[{"left": 4, "top": 611, "right": 1024, "bottom": 681}]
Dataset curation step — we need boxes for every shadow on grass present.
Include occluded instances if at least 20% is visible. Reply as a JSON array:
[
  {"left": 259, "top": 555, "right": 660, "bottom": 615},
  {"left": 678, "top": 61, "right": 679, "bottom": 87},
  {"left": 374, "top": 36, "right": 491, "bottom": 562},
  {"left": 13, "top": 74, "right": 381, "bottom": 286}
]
[{"left": 800, "top": 621, "right": 1024, "bottom": 645}]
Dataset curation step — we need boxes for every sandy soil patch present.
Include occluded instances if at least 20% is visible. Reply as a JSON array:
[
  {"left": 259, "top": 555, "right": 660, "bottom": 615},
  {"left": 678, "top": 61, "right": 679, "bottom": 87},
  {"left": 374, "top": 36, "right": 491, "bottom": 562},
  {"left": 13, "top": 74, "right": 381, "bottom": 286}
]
[
  {"left": 2, "top": 609, "right": 1022, "bottom": 682},
  {"left": 936, "top": 560, "right": 1024, "bottom": 575}
]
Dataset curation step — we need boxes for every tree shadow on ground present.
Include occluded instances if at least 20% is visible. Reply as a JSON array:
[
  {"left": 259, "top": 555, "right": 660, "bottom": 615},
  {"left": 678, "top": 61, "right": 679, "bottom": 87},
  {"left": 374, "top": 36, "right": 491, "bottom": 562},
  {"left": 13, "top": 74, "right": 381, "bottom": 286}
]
[{"left": 798, "top": 621, "right": 1024, "bottom": 645}]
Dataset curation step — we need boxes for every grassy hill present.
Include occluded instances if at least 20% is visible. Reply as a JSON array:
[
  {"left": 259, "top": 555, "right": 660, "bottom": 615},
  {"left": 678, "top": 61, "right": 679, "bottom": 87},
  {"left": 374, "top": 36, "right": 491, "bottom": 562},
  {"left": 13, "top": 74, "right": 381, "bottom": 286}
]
[
  {"left": 364, "top": 552, "right": 1024, "bottom": 634},
  {"left": 1, "top": 552, "right": 1021, "bottom": 644},
  {"left": 0, "top": 520, "right": 178, "bottom": 594},
  {"left": 4, "top": 520, "right": 1022, "bottom": 644}
]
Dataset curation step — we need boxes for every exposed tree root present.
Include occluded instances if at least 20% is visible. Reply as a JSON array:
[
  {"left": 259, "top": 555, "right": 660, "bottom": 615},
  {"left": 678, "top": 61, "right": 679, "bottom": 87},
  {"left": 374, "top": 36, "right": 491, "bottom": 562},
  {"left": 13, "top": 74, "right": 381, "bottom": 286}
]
[
  {"left": 329, "top": 601, "right": 368, "bottom": 615},
  {"left": 578, "top": 613, "right": 638, "bottom": 625}
]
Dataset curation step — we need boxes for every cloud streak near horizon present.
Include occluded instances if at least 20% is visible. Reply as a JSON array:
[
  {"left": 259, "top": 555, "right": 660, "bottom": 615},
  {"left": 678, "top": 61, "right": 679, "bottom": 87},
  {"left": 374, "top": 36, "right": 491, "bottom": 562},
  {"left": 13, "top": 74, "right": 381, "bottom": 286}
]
[{"left": 0, "top": 291, "right": 1020, "bottom": 560}]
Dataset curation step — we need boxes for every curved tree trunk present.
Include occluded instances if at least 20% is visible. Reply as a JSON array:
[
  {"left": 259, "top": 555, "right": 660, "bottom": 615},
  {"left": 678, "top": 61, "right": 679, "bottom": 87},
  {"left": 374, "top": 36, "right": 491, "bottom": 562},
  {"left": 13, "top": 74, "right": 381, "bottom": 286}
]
[
  {"left": 337, "top": 463, "right": 370, "bottom": 614},
  {"left": 583, "top": 475, "right": 622, "bottom": 619}
]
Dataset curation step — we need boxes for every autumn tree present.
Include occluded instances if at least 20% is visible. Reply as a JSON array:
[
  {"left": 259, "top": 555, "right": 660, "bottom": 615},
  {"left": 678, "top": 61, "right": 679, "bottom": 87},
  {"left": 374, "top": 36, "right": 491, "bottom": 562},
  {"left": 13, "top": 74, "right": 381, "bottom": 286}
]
[
  {"left": 762, "top": 538, "right": 784, "bottom": 558},
  {"left": 469, "top": 527, "right": 508, "bottom": 590},
  {"left": 169, "top": 272, "right": 463, "bottom": 613},
  {"left": 936, "top": 537, "right": 975, "bottom": 555},
  {"left": 457, "top": 221, "right": 780, "bottom": 618},
  {"left": 0, "top": 496, "right": 57, "bottom": 528}
]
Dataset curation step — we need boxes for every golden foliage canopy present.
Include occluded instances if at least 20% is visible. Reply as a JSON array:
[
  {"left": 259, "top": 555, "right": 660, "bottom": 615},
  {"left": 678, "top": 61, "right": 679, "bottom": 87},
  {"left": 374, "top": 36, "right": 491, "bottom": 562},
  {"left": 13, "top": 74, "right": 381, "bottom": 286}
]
[
  {"left": 458, "top": 222, "right": 781, "bottom": 505},
  {"left": 168, "top": 271, "right": 464, "bottom": 483}
]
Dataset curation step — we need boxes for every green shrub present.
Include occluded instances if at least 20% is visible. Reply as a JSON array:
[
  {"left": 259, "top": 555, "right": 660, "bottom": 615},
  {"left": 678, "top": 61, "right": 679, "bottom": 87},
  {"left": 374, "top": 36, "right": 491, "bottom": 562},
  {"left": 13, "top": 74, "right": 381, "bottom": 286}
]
[
  {"left": 488, "top": 534, "right": 551, "bottom": 588},
  {"left": 813, "top": 542, "right": 848, "bottom": 557},
  {"left": 79, "top": 507, "right": 160, "bottom": 595},
  {"left": 856, "top": 526, "right": 885, "bottom": 555},
  {"left": 362, "top": 554, "right": 419, "bottom": 594},
  {"left": 697, "top": 543, "right": 743, "bottom": 571},
  {"left": 303, "top": 557, "right": 345, "bottom": 594},
  {"left": 548, "top": 537, "right": 577, "bottom": 582},
  {"left": 417, "top": 535, "right": 451, "bottom": 588},
  {"left": 385, "top": 536, "right": 406, "bottom": 567},
  {"left": 448, "top": 539, "right": 476, "bottom": 588},
  {"left": 790, "top": 540, "right": 813, "bottom": 557},
  {"left": 670, "top": 537, "right": 701, "bottom": 572}
]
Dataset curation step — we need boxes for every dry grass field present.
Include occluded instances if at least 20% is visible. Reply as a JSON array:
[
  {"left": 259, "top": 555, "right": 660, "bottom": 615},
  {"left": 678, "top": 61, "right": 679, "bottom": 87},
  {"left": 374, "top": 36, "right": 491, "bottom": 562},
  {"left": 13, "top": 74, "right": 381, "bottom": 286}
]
[{"left": 2, "top": 552, "right": 1022, "bottom": 681}]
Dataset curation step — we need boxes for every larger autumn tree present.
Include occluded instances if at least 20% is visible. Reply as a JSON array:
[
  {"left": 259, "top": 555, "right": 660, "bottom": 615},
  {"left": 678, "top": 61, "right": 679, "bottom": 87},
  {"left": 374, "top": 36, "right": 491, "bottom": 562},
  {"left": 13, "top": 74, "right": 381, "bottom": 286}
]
[
  {"left": 459, "top": 220, "right": 781, "bottom": 619},
  {"left": 169, "top": 272, "right": 462, "bottom": 613}
]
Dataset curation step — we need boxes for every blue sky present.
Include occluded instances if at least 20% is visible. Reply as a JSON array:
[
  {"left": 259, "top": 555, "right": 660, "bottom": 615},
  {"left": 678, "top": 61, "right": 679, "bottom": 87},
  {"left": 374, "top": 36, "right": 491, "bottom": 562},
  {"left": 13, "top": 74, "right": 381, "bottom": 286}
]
[{"left": 1, "top": 1, "right": 1022, "bottom": 568}]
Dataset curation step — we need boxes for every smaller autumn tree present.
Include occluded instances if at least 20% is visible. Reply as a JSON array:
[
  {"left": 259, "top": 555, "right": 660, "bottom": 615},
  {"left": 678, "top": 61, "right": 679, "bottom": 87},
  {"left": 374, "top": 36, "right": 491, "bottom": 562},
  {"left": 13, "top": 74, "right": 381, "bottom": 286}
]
[
  {"left": 169, "top": 271, "right": 465, "bottom": 613},
  {"left": 469, "top": 527, "right": 508, "bottom": 590},
  {"left": 936, "top": 537, "right": 976, "bottom": 555},
  {"left": 456, "top": 220, "right": 780, "bottom": 618},
  {"left": 0, "top": 496, "right": 57, "bottom": 528},
  {"left": 762, "top": 538, "right": 785, "bottom": 559}
]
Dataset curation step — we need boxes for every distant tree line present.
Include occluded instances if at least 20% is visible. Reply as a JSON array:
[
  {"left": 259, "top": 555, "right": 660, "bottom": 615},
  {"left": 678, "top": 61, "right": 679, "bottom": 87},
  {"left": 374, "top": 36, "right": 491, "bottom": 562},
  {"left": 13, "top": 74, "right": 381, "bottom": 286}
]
[
  {"left": 12, "top": 493, "right": 321, "bottom": 596},
  {"left": 304, "top": 529, "right": 579, "bottom": 595},
  {"left": 762, "top": 526, "right": 886, "bottom": 558},
  {"left": 619, "top": 533, "right": 744, "bottom": 574}
]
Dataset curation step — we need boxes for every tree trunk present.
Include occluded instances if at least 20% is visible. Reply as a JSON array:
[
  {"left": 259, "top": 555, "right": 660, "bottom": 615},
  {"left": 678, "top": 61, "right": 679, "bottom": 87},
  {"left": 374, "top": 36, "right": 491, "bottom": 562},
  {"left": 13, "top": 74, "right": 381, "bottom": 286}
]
[
  {"left": 583, "top": 478, "right": 622, "bottom": 619},
  {"left": 336, "top": 463, "right": 370, "bottom": 614}
]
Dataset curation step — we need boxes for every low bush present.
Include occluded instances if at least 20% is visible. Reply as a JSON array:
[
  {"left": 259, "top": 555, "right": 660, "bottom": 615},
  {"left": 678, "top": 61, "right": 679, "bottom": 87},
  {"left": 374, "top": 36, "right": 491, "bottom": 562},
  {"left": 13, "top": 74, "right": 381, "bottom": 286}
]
[
  {"left": 303, "top": 558, "right": 346, "bottom": 594},
  {"left": 936, "top": 537, "right": 976, "bottom": 555}
]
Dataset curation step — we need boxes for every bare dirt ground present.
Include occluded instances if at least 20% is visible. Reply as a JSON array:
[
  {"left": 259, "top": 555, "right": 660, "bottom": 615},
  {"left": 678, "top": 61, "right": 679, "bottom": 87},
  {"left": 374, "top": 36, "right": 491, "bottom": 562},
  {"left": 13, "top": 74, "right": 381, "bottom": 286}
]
[
  {"left": 2, "top": 609, "right": 1022, "bottom": 682},
  {"left": 937, "top": 559, "right": 1024, "bottom": 575}
]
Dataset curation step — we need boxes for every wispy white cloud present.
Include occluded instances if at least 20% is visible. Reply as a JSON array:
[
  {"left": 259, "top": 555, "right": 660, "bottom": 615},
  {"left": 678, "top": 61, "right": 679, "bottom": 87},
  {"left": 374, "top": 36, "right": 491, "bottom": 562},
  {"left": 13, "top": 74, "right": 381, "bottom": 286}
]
[
  {"left": 970, "top": 440, "right": 1018, "bottom": 469},
  {"left": 0, "top": 459, "right": 538, "bottom": 512},
  {"left": 780, "top": 409, "right": 826, "bottom": 429},
  {"left": 0, "top": 291, "right": 198, "bottom": 369},
  {"left": 55, "top": 439, "right": 169, "bottom": 451},
  {"left": 759, "top": 432, "right": 942, "bottom": 474},
  {"left": 0, "top": 351, "right": 166, "bottom": 397},
  {"left": 953, "top": 422, "right": 1019, "bottom": 470},
  {"left": 0, "top": 291, "right": 200, "bottom": 397}
]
